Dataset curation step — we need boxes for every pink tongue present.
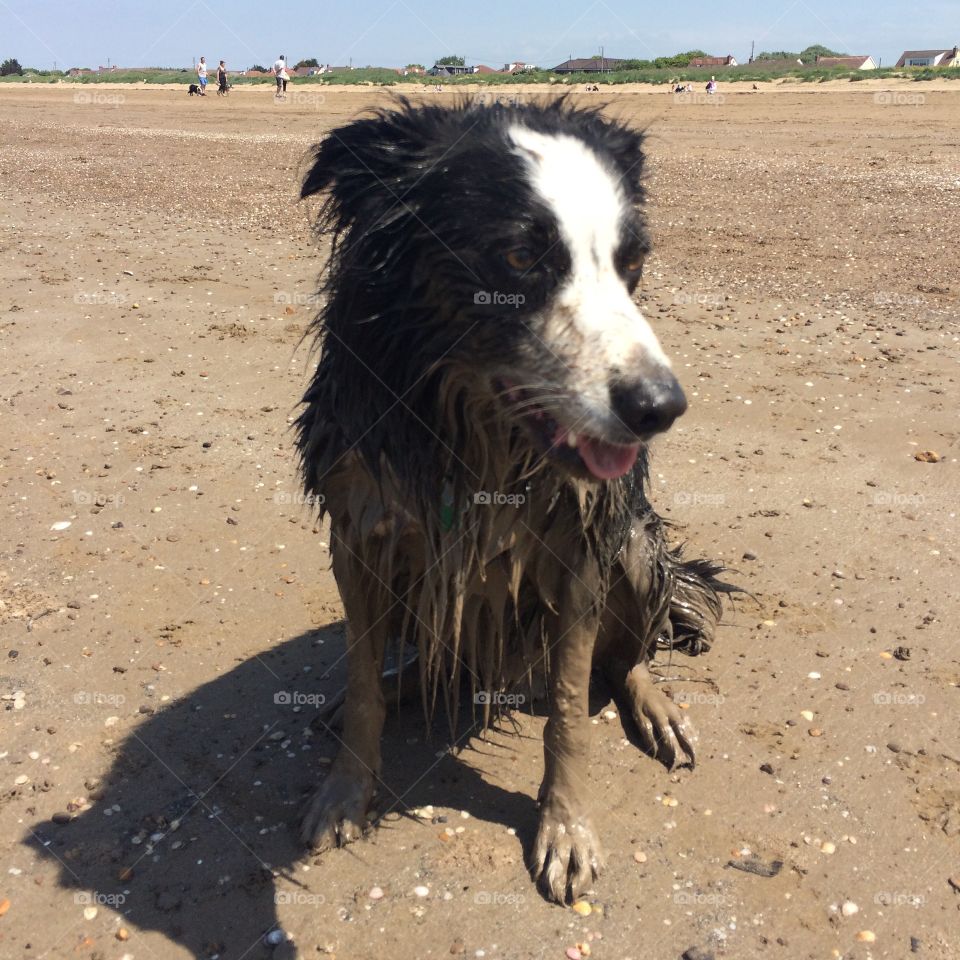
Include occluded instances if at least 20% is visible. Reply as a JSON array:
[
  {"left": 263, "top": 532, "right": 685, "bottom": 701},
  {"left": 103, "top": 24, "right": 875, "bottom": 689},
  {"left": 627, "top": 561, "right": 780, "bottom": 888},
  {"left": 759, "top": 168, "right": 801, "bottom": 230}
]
[{"left": 577, "top": 436, "right": 641, "bottom": 480}]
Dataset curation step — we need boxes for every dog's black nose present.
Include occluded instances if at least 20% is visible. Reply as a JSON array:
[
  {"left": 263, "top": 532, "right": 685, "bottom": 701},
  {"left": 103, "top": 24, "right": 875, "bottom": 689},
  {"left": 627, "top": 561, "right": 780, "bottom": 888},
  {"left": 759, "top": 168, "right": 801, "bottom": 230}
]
[{"left": 610, "top": 372, "right": 688, "bottom": 437}]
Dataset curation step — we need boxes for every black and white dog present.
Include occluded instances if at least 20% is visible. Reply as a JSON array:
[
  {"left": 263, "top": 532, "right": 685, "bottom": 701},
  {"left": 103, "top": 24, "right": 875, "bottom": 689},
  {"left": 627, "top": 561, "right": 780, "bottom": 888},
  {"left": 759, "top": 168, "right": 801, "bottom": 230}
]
[
  {"left": 295, "top": 98, "right": 728, "bottom": 903},
  {"left": 188, "top": 83, "right": 202, "bottom": 96}
]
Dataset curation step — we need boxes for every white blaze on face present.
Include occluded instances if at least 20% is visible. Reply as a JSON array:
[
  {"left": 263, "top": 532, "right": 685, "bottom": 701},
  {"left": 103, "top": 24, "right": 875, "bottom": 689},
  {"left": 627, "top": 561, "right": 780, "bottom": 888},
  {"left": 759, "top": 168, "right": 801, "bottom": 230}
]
[{"left": 509, "top": 125, "right": 670, "bottom": 374}]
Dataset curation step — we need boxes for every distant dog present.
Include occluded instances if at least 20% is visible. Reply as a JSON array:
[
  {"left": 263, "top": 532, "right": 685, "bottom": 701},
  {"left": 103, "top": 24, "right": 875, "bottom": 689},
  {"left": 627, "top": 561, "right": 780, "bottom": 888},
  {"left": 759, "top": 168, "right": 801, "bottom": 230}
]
[
  {"left": 188, "top": 84, "right": 202, "bottom": 96},
  {"left": 295, "top": 98, "right": 729, "bottom": 903}
]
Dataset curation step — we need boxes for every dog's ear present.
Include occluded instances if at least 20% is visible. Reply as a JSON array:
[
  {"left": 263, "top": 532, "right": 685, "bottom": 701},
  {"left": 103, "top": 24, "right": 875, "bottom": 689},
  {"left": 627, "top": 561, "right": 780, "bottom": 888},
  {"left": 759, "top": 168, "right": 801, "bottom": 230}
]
[{"left": 301, "top": 105, "right": 426, "bottom": 228}]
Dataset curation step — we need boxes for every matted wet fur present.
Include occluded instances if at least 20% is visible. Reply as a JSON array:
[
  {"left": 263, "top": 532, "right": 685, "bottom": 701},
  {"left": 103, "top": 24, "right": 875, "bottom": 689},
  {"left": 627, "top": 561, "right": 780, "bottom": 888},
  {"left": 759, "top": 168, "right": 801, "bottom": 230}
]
[{"left": 295, "top": 97, "right": 731, "bottom": 903}]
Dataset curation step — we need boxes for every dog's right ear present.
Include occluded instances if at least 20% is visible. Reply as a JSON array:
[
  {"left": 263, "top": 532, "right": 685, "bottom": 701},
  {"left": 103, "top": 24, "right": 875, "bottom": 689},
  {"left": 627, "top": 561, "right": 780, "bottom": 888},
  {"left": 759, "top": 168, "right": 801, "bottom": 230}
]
[{"left": 301, "top": 106, "right": 423, "bottom": 228}]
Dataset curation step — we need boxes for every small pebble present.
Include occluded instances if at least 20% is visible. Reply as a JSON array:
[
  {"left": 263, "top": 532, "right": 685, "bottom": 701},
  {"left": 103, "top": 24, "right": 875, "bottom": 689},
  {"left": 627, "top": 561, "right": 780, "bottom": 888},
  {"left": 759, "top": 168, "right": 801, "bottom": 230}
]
[
  {"left": 855, "top": 930, "right": 876, "bottom": 943},
  {"left": 841, "top": 901, "right": 859, "bottom": 917},
  {"left": 572, "top": 901, "right": 592, "bottom": 916},
  {"left": 807, "top": 672, "right": 821, "bottom": 680},
  {"left": 413, "top": 885, "right": 430, "bottom": 898},
  {"left": 264, "top": 929, "right": 285, "bottom": 946},
  {"left": 633, "top": 850, "right": 647, "bottom": 863},
  {"left": 368, "top": 886, "right": 384, "bottom": 900},
  {"left": 83, "top": 906, "right": 98, "bottom": 920},
  {"left": 820, "top": 841, "right": 836, "bottom": 854},
  {"left": 116, "top": 928, "right": 130, "bottom": 941},
  {"left": 800, "top": 710, "right": 815, "bottom": 722},
  {"left": 809, "top": 728, "right": 823, "bottom": 737},
  {"left": 565, "top": 948, "right": 582, "bottom": 960}
]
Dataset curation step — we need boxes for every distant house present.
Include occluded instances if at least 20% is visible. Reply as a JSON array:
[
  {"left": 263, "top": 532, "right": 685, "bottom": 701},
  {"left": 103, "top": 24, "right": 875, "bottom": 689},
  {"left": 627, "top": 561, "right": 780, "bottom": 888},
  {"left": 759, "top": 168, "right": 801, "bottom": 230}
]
[
  {"left": 429, "top": 63, "right": 473, "bottom": 76},
  {"left": 68, "top": 68, "right": 95, "bottom": 77},
  {"left": 552, "top": 57, "right": 625, "bottom": 74},
  {"left": 688, "top": 55, "right": 738, "bottom": 67},
  {"left": 895, "top": 46, "right": 959, "bottom": 67},
  {"left": 504, "top": 61, "right": 536, "bottom": 72},
  {"left": 473, "top": 64, "right": 500, "bottom": 74},
  {"left": 815, "top": 55, "right": 877, "bottom": 69}
]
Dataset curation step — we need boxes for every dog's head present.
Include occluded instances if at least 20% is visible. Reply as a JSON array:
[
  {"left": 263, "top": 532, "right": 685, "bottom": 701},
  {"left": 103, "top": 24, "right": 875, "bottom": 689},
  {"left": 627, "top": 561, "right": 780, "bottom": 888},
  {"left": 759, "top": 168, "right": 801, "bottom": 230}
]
[{"left": 302, "top": 98, "right": 684, "bottom": 483}]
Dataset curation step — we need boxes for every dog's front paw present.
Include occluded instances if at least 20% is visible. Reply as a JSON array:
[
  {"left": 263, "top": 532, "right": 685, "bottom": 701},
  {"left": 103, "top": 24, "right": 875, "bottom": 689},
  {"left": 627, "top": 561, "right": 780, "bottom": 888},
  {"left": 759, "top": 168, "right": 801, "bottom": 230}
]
[
  {"left": 530, "top": 793, "right": 604, "bottom": 904},
  {"left": 626, "top": 666, "right": 698, "bottom": 770},
  {"left": 299, "top": 765, "right": 374, "bottom": 852}
]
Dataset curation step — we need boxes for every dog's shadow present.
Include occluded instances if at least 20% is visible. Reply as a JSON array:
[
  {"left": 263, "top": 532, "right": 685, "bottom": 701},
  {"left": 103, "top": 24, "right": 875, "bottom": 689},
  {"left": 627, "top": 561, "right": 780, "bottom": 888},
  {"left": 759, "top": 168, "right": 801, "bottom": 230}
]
[{"left": 26, "top": 622, "right": 546, "bottom": 960}]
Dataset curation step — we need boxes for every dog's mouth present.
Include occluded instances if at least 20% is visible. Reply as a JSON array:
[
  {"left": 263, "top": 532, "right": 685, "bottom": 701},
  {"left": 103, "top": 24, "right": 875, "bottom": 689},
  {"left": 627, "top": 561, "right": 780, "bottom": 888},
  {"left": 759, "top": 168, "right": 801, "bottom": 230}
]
[{"left": 496, "top": 380, "right": 641, "bottom": 481}]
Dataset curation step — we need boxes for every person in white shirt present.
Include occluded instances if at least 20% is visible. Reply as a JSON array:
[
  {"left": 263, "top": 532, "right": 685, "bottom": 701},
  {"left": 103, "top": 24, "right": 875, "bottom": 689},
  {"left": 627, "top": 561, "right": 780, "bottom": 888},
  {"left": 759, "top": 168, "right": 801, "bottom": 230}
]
[
  {"left": 273, "top": 55, "right": 288, "bottom": 98},
  {"left": 197, "top": 56, "right": 208, "bottom": 95}
]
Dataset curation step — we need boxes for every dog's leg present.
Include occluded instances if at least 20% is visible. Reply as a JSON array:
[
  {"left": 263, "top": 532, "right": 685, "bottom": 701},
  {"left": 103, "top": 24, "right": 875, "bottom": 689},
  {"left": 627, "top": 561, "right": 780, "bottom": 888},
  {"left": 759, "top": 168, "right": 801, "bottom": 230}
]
[
  {"left": 300, "top": 562, "right": 389, "bottom": 851},
  {"left": 531, "top": 575, "right": 604, "bottom": 904}
]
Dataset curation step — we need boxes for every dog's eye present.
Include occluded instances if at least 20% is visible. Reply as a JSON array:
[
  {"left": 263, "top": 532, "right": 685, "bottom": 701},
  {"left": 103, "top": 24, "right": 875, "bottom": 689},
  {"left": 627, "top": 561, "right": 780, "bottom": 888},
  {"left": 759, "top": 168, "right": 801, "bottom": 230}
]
[
  {"left": 623, "top": 253, "right": 646, "bottom": 274},
  {"left": 504, "top": 248, "right": 537, "bottom": 272}
]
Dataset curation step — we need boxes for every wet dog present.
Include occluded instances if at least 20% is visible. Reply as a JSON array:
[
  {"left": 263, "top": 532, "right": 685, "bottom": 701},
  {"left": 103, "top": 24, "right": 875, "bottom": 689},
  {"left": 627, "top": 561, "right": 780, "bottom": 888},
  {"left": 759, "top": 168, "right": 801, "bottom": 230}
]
[{"left": 295, "top": 98, "right": 729, "bottom": 903}]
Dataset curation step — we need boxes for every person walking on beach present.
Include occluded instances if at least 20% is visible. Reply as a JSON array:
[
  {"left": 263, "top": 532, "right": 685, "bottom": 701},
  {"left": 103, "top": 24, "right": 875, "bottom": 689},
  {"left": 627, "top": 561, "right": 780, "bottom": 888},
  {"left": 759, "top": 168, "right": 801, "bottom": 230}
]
[
  {"left": 197, "top": 56, "right": 208, "bottom": 95},
  {"left": 217, "top": 59, "right": 228, "bottom": 96},
  {"left": 273, "top": 54, "right": 288, "bottom": 98}
]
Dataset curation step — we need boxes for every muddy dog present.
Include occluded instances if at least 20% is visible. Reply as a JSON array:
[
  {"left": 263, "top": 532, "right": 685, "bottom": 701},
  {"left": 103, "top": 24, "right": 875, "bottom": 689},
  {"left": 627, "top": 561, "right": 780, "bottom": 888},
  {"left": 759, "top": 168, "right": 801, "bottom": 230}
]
[{"left": 295, "top": 98, "right": 728, "bottom": 903}]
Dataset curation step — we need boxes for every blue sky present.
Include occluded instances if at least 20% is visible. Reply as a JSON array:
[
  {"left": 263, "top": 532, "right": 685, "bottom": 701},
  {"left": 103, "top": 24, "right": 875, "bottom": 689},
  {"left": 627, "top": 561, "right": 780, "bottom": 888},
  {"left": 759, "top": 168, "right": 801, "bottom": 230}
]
[{"left": 2, "top": 0, "right": 955, "bottom": 70}]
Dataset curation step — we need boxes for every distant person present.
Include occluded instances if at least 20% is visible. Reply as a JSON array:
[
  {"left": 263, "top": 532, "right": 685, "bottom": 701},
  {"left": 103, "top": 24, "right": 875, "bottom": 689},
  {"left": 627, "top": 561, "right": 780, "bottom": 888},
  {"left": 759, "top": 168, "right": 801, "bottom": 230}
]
[
  {"left": 217, "top": 59, "right": 228, "bottom": 96},
  {"left": 273, "top": 54, "right": 288, "bottom": 98},
  {"left": 706, "top": 76, "right": 717, "bottom": 94},
  {"left": 197, "top": 56, "right": 208, "bottom": 95}
]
